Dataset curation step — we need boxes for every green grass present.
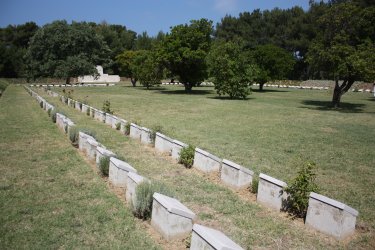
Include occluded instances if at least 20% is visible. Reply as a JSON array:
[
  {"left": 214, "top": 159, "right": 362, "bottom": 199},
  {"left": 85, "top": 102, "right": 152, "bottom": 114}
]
[
  {"left": 0, "top": 85, "right": 160, "bottom": 249},
  {"left": 34, "top": 84, "right": 375, "bottom": 249}
]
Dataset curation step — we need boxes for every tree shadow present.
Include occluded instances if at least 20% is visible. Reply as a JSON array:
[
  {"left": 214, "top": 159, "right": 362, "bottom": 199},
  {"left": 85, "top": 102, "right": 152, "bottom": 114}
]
[
  {"left": 251, "top": 88, "right": 290, "bottom": 93},
  {"left": 300, "top": 100, "right": 367, "bottom": 113},
  {"left": 156, "top": 89, "right": 214, "bottom": 95},
  {"left": 208, "top": 96, "right": 254, "bottom": 101}
]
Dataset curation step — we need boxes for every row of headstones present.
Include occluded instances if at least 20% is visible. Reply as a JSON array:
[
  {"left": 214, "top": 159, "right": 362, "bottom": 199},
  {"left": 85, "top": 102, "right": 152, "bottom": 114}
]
[
  {"left": 30, "top": 83, "right": 115, "bottom": 88},
  {"left": 40, "top": 87, "right": 358, "bottom": 240},
  {"left": 254, "top": 83, "right": 330, "bottom": 90},
  {"left": 160, "top": 82, "right": 214, "bottom": 86},
  {"left": 25, "top": 86, "right": 244, "bottom": 249}
]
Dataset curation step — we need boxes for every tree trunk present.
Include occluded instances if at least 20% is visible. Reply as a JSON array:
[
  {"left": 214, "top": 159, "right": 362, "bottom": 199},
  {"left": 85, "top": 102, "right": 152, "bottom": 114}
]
[
  {"left": 131, "top": 78, "right": 137, "bottom": 87},
  {"left": 259, "top": 83, "right": 264, "bottom": 91},
  {"left": 331, "top": 78, "right": 354, "bottom": 108},
  {"left": 184, "top": 83, "right": 193, "bottom": 92},
  {"left": 66, "top": 77, "right": 70, "bottom": 84}
]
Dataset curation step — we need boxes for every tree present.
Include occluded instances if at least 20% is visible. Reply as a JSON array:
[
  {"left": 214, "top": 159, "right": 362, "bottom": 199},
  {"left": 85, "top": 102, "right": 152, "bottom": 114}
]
[
  {"left": 207, "top": 40, "right": 257, "bottom": 99},
  {"left": 159, "top": 19, "right": 213, "bottom": 92},
  {"left": 251, "top": 44, "right": 295, "bottom": 91},
  {"left": 116, "top": 50, "right": 139, "bottom": 86},
  {"left": 132, "top": 50, "right": 163, "bottom": 89},
  {"left": 25, "top": 21, "right": 111, "bottom": 83},
  {"left": 307, "top": 2, "right": 375, "bottom": 107}
]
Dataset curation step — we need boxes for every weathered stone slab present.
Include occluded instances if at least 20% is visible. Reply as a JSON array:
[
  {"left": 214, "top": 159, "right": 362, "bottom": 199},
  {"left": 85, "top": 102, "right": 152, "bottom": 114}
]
[
  {"left": 105, "top": 113, "right": 114, "bottom": 126},
  {"left": 129, "top": 123, "right": 142, "bottom": 140},
  {"left": 75, "top": 101, "right": 81, "bottom": 111},
  {"left": 155, "top": 132, "right": 174, "bottom": 155},
  {"left": 81, "top": 104, "right": 89, "bottom": 114},
  {"left": 126, "top": 172, "right": 147, "bottom": 205},
  {"left": 109, "top": 157, "right": 137, "bottom": 188},
  {"left": 305, "top": 192, "right": 358, "bottom": 240},
  {"left": 94, "top": 109, "right": 106, "bottom": 123},
  {"left": 111, "top": 115, "right": 119, "bottom": 129},
  {"left": 140, "top": 127, "right": 153, "bottom": 145},
  {"left": 79, "top": 131, "right": 95, "bottom": 154},
  {"left": 67, "top": 98, "right": 73, "bottom": 106},
  {"left": 119, "top": 119, "right": 128, "bottom": 134},
  {"left": 96, "top": 146, "right": 116, "bottom": 167},
  {"left": 193, "top": 148, "right": 222, "bottom": 173},
  {"left": 65, "top": 118, "right": 75, "bottom": 135},
  {"left": 171, "top": 139, "right": 188, "bottom": 161},
  {"left": 86, "top": 137, "right": 99, "bottom": 160},
  {"left": 221, "top": 159, "right": 253, "bottom": 189},
  {"left": 191, "top": 224, "right": 244, "bottom": 250},
  {"left": 151, "top": 193, "right": 195, "bottom": 241},
  {"left": 56, "top": 113, "right": 66, "bottom": 132},
  {"left": 257, "top": 173, "right": 287, "bottom": 211}
]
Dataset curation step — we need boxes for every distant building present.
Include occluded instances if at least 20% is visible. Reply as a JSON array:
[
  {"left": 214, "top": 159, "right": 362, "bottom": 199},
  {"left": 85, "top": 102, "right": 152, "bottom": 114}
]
[{"left": 78, "top": 65, "right": 120, "bottom": 83}]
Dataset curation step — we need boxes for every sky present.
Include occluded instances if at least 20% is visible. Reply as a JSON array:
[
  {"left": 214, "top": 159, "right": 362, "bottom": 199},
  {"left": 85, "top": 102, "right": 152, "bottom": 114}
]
[{"left": 0, "top": 0, "right": 310, "bottom": 36}]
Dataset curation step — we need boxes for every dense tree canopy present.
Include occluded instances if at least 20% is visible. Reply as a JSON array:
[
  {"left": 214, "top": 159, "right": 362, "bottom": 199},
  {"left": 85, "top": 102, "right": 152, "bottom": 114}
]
[
  {"left": 307, "top": 2, "right": 375, "bottom": 107},
  {"left": 207, "top": 41, "right": 257, "bottom": 99},
  {"left": 25, "top": 21, "right": 111, "bottom": 83},
  {"left": 159, "top": 19, "right": 213, "bottom": 91}
]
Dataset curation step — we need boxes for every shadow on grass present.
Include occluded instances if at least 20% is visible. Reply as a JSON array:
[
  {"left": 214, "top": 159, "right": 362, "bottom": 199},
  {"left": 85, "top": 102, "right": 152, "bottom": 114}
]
[
  {"left": 300, "top": 100, "right": 366, "bottom": 113},
  {"left": 208, "top": 96, "right": 254, "bottom": 101},
  {"left": 251, "top": 88, "right": 290, "bottom": 93},
  {"left": 156, "top": 89, "right": 214, "bottom": 95}
]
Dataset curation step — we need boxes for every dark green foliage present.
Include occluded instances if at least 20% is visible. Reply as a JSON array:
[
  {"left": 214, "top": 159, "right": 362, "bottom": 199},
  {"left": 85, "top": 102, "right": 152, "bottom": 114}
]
[
  {"left": 159, "top": 18, "right": 213, "bottom": 91},
  {"left": 132, "top": 50, "right": 163, "bottom": 89},
  {"left": 69, "top": 126, "right": 79, "bottom": 147},
  {"left": 39, "top": 101, "right": 43, "bottom": 108},
  {"left": 283, "top": 161, "right": 319, "bottom": 218},
  {"left": 99, "top": 156, "right": 110, "bottom": 176},
  {"left": 124, "top": 122, "right": 131, "bottom": 135},
  {"left": 25, "top": 20, "right": 111, "bottom": 83},
  {"left": 115, "top": 122, "right": 121, "bottom": 130},
  {"left": 102, "top": 100, "right": 113, "bottom": 114},
  {"left": 86, "top": 107, "right": 90, "bottom": 116},
  {"left": 133, "top": 181, "right": 174, "bottom": 220},
  {"left": 0, "top": 79, "right": 10, "bottom": 92},
  {"left": 50, "top": 109, "right": 57, "bottom": 123},
  {"left": 251, "top": 177, "right": 259, "bottom": 194},
  {"left": 116, "top": 50, "right": 140, "bottom": 87},
  {"left": 179, "top": 145, "right": 195, "bottom": 168},
  {"left": 149, "top": 125, "right": 163, "bottom": 144},
  {"left": 47, "top": 108, "right": 52, "bottom": 117},
  {"left": 207, "top": 40, "right": 257, "bottom": 99}
]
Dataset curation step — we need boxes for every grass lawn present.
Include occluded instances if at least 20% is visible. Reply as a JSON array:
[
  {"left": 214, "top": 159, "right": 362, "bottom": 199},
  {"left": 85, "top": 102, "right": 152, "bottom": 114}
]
[
  {"left": 0, "top": 85, "right": 160, "bottom": 249},
  {"left": 34, "top": 83, "right": 375, "bottom": 249}
]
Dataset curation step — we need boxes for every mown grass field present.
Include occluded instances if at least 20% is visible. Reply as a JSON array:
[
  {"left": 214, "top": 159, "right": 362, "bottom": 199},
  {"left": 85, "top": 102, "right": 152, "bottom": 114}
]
[
  {"left": 0, "top": 85, "right": 160, "bottom": 249},
  {"left": 34, "top": 82, "right": 375, "bottom": 249}
]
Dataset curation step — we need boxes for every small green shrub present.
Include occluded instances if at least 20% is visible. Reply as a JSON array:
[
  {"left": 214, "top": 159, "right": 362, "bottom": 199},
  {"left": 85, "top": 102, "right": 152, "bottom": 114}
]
[
  {"left": 149, "top": 125, "right": 163, "bottom": 144},
  {"left": 79, "top": 102, "right": 82, "bottom": 109},
  {"left": 91, "top": 109, "right": 95, "bottom": 118},
  {"left": 99, "top": 156, "right": 110, "bottom": 176},
  {"left": 283, "top": 161, "right": 319, "bottom": 218},
  {"left": 86, "top": 108, "right": 90, "bottom": 116},
  {"left": 133, "top": 181, "right": 174, "bottom": 220},
  {"left": 69, "top": 127, "right": 79, "bottom": 147},
  {"left": 115, "top": 122, "right": 121, "bottom": 130},
  {"left": 179, "top": 145, "right": 195, "bottom": 168},
  {"left": 51, "top": 109, "right": 57, "bottom": 123},
  {"left": 125, "top": 123, "right": 131, "bottom": 135},
  {"left": 102, "top": 100, "right": 113, "bottom": 114},
  {"left": 47, "top": 108, "right": 52, "bottom": 117},
  {"left": 251, "top": 177, "right": 259, "bottom": 194},
  {"left": 39, "top": 101, "right": 43, "bottom": 108}
]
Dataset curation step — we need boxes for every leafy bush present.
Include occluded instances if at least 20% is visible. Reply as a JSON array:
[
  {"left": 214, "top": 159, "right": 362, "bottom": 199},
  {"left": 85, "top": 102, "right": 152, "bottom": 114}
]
[
  {"left": 179, "top": 145, "right": 195, "bottom": 168},
  {"left": 86, "top": 107, "right": 90, "bottom": 116},
  {"left": 0, "top": 79, "right": 9, "bottom": 92},
  {"left": 283, "top": 161, "right": 319, "bottom": 218},
  {"left": 124, "top": 122, "right": 131, "bottom": 135},
  {"left": 102, "top": 100, "right": 113, "bottom": 114},
  {"left": 133, "top": 181, "right": 174, "bottom": 220},
  {"left": 99, "top": 156, "right": 110, "bottom": 176},
  {"left": 251, "top": 177, "right": 259, "bottom": 194},
  {"left": 149, "top": 125, "right": 163, "bottom": 144},
  {"left": 91, "top": 109, "right": 95, "bottom": 118},
  {"left": 39, "top": 101, "right": 43, "bottom": 108},
  {"left": 47, "top": 108, "right": 52, "bottom": 117},
  {"left": 51, "top": 109, "right": 57, "bottom": 123},
  {"left": 115, "top": 122, "right": 121, "bottom": 130},
  {"left": 69, "top": 126, "right": 79, "bottom": 147}
]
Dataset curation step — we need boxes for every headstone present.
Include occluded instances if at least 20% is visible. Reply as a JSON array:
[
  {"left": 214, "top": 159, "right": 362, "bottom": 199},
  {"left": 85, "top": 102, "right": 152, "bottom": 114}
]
[
  {"left": 257, "top": 173, "right": 287, "bottom": 211},
  {"left": 119, "top": 119, "right": 128, "bottom": 134},
  {"left": 191, "top": 224, "right": 244, "bottom": 250},
  {"left": 221, "top": 159, "right": 254, "bottom": 189},
  {"left": 79, "top": 131, "right": 93, "bottom": 153},
  {"left": 155, "top": 132, "right": 174, "bottom": 155},
  {"left": 171, "top": 139, "right": 188, "bottom": 161},
  {"left": 109, "top": 157, "right": 137, "bottom": 188},
  {"left": 96, "top": 146, "right": 116, "bottom": 167},
  {"left": 126, "top": 172, "right": 147, "bottom": 205},
  {"left": 111, "top": 115, "right": 119, "bottom": 129},
  {"left": 129, "top": 123, "right": 142, "bottom": 140},
  {"left": 105, "top": 113, "right": 113, "bottom": 126},
  {"left": 86, "top": 137, "right": 99, "bottom": 160},
  {"left": 94, "top": 109, "right": 106, "bottom": 123},
  {"left": 151, "top": 193, "right": 195, "bottom": 241},
  {"left": 305, "top": 192, "right": 358, "bottom": 240},
  {"left": 75, "top": 101, "right": 81, "bottom": 111},
  {"left": 140, "top": 127, "right": 153, "bottom": 145},
  {"left": 193, "top": 148, "right": 222, "bottom": 173}
]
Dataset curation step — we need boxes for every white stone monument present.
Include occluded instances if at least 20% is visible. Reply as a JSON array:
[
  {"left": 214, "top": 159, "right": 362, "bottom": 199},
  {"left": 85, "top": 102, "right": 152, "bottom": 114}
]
[
  {"left": 78, "top": 65, "right": 120, "bottom": 83},
  {"left": 257, "top": 173, "right": 287, "bottom": 211},
  {"left": 221, "top": 159, "right": 254, "bottom": 189}
]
